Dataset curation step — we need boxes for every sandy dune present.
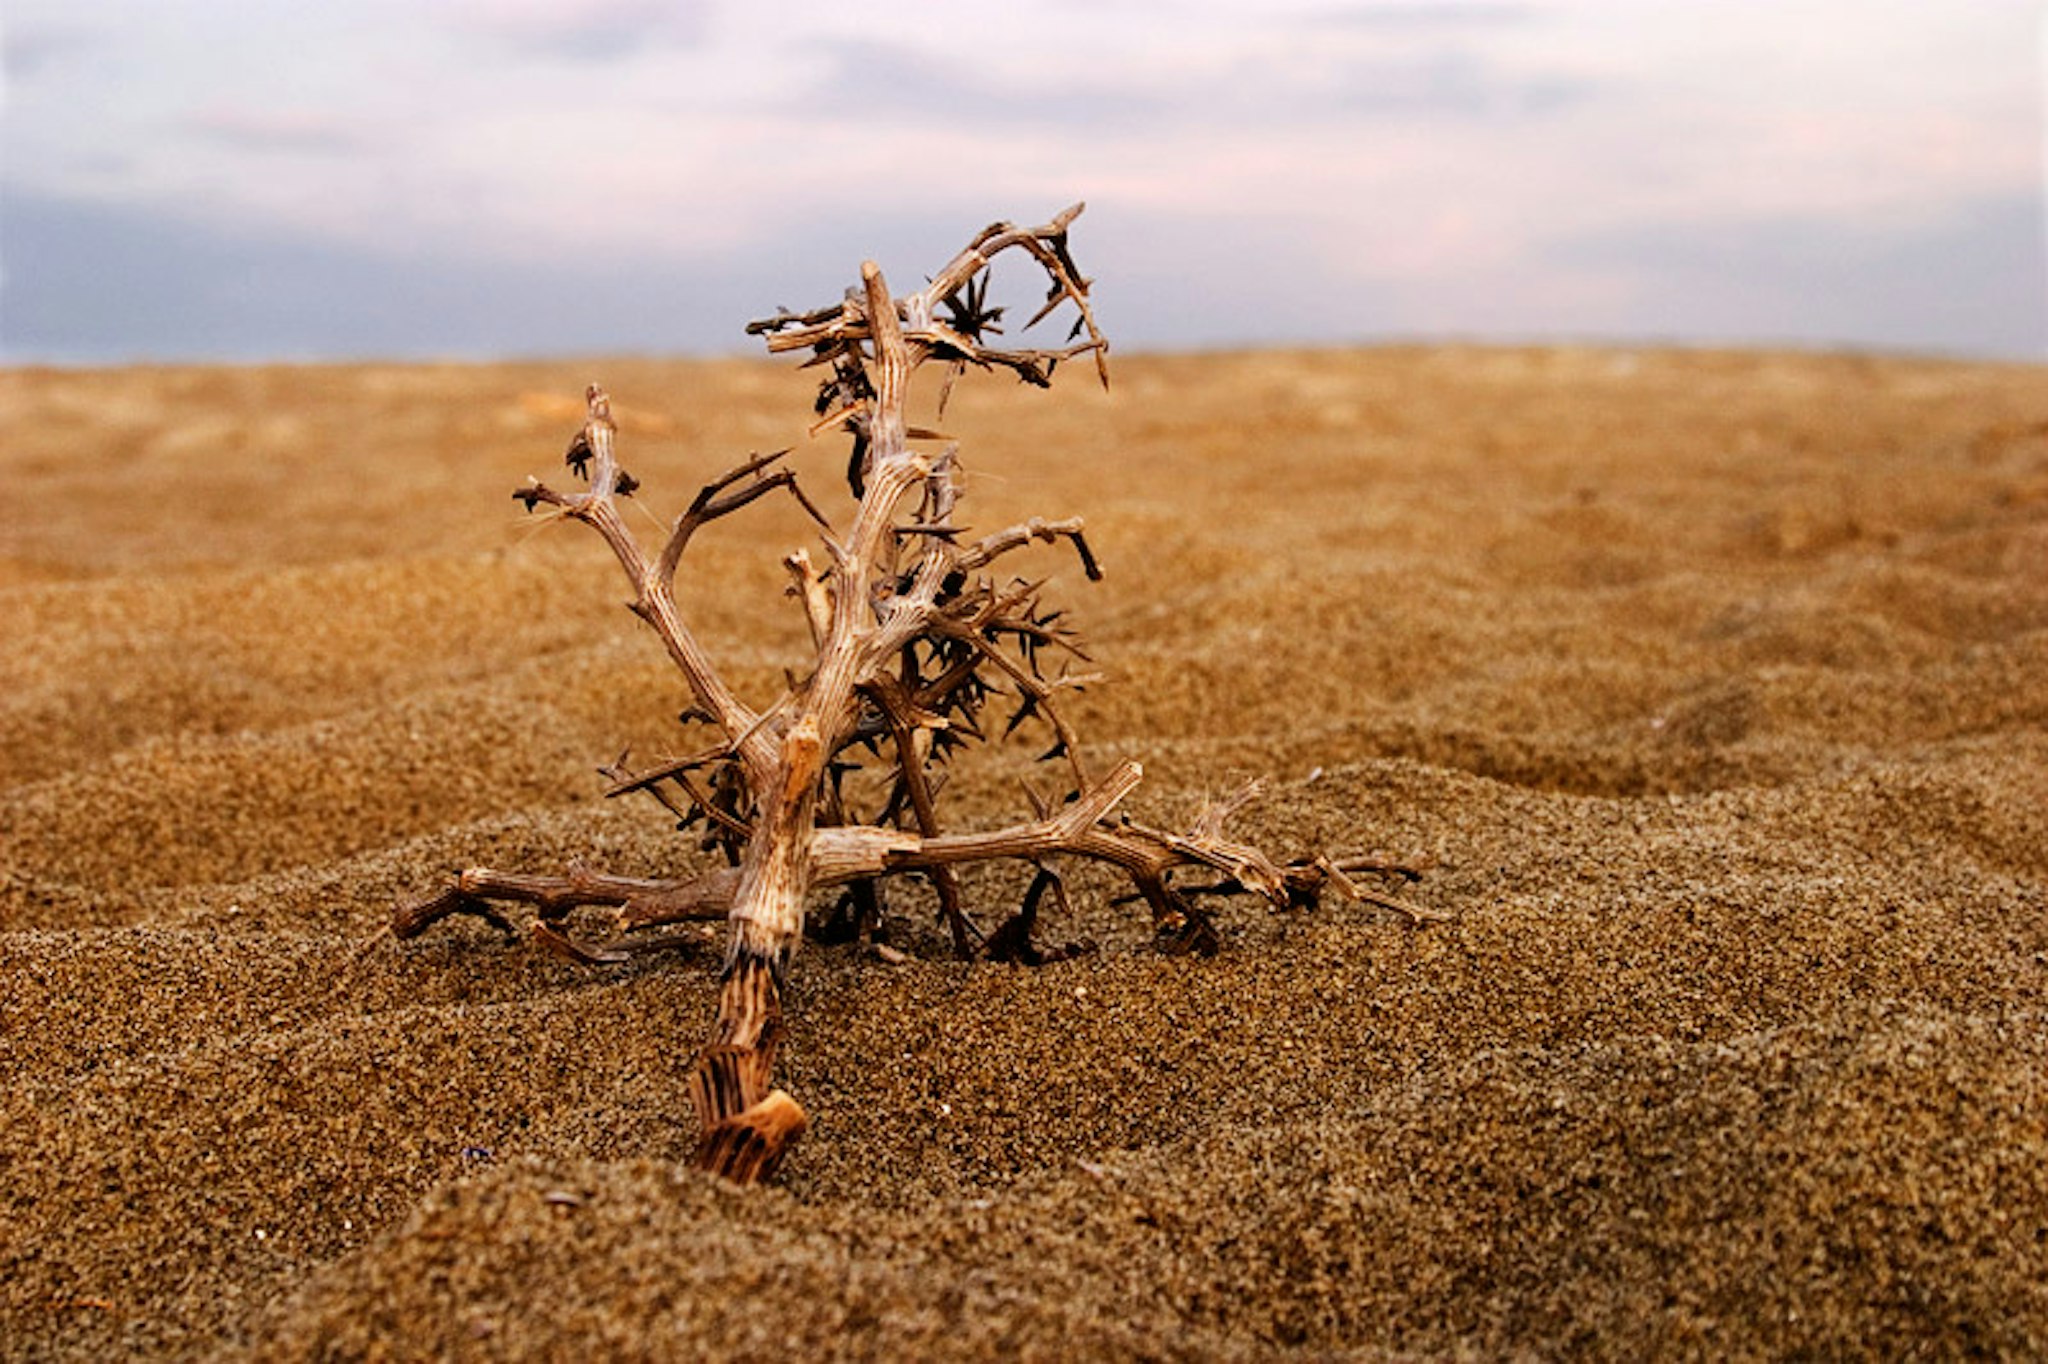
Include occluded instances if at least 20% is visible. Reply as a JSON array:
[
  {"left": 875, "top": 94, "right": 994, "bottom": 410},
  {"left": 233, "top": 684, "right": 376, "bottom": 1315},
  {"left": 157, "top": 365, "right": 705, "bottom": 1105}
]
[{"left": 4, "top": 346, "right": 2045, "bottom": 1358}]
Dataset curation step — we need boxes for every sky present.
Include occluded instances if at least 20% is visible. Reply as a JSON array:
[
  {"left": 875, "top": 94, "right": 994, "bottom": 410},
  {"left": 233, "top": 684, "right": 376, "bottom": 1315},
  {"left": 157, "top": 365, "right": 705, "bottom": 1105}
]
[{"left": 2, "top": 1, "right": 2043, "bottom": 364}]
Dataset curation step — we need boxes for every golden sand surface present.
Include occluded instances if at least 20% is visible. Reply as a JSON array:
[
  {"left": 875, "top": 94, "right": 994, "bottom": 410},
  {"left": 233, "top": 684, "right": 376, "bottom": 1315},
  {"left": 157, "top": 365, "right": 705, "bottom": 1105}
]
[{"left": 3, "top": 347, "right": 2045, "bottom": 1359}]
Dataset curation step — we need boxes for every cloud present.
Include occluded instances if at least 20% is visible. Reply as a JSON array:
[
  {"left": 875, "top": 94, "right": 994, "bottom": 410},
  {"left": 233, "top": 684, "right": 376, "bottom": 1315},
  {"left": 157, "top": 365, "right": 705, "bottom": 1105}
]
[
  {"left": 446, "top": 0, "right": 708, "bottom": 62},
  {"left": 0, "top": 190, "right": 689, "bottom": 362},
  {"left": 6, "top": 180, "right": 2041, "bottom": 366},
  {"left": 0, "top": 3, "right": 2038, "bottom": 363},
  {"left": 803, "top": 37, "right": 1174, "bottom": 129},
  {"left": 183, "top": 109, "right": 376, "bottom": 157},
  {"left": 1541, "top": 193, "right": 2048, "bottom": 357},
  {"left": 0, "top": 20, "right": 101, "bottom": 83},
  {"left": 806, "top": 23, "right": 1595, "bottom": 135},
  {"left": 0, "top": 188, "right": 987, "bottom": 363},
  {"left": 1312, "top": 2, "right": 1539, "bottom": 28},
  {"left": 1325, "top": 46, "right": 1594, "bottom": 119},
  {"left": 0, "top": 188, "right": 1254, "bottom": 362}
]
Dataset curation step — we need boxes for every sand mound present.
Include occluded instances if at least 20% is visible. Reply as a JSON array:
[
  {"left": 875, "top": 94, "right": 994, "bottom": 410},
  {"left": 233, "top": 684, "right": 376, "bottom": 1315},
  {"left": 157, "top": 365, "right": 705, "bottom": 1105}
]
[{"left": 4, "top": 347, "right": 2045, "bottom": 1358}]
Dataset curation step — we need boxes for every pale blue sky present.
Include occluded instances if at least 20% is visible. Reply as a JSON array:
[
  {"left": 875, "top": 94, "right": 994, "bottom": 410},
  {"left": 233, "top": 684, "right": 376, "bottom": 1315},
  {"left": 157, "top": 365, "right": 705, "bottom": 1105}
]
[{"left": 3, "top": 1, "right": 2043, "bottom": 362}]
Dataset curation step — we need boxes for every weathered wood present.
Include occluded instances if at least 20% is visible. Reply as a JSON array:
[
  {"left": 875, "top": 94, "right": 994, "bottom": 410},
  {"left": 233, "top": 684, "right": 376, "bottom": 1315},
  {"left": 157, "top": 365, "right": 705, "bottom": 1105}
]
[{"left": 396, "top": 206, "right": 1425, "bottom": 1185}]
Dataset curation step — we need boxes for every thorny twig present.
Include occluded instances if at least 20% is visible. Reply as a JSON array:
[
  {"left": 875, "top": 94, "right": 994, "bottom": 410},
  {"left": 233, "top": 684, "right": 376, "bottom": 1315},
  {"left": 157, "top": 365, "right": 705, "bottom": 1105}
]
[{"left": 398, "top": 204, "right": 1428, "bottom": 1185}]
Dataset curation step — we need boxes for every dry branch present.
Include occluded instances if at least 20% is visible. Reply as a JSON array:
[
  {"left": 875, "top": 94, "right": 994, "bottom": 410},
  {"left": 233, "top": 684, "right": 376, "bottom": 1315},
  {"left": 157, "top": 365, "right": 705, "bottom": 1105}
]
[{"left": 399, "top": 205, "right": 1425, "bottom": 1184}]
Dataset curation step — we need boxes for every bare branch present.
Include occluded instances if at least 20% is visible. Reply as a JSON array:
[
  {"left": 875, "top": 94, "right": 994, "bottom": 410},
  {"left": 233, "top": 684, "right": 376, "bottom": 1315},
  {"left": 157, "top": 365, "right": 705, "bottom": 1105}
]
[
  {"left": 656, "top": 449, "right": 837, "bottom": 586},
  {"left": 398, "top": 206, "right": 1426, "bottom": 1188},
  {"left": 956, "top": 515, "right": 1103, "bottom": 581}
]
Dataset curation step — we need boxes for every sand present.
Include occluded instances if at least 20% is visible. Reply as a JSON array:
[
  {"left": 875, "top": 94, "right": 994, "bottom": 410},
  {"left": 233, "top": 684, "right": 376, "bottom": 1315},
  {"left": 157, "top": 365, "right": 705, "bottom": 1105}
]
[{"left": 3, "top": 346, "right": 2045, "bottom": 1359}]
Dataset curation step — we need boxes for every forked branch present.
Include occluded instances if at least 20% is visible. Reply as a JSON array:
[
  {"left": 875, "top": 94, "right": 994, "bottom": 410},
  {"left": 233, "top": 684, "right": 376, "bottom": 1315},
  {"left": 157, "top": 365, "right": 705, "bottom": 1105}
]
[{"left": 397, "top": 205, "right": 1426, "bottom": 1186}]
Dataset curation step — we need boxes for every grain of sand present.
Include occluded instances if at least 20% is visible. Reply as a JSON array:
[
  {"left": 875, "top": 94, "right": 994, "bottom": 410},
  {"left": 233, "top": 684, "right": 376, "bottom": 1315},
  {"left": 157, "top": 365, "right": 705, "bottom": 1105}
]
[{"left": 3, "top": 348, "right": 2045, "bottom": 1359}]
